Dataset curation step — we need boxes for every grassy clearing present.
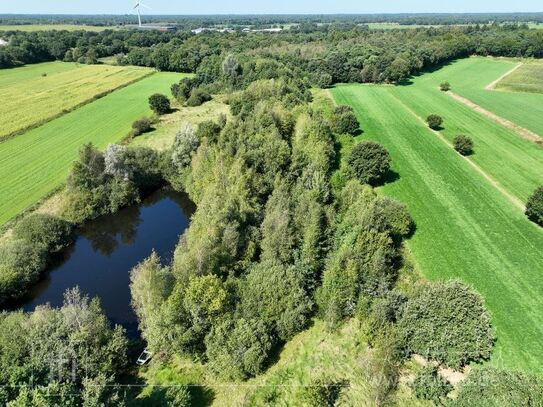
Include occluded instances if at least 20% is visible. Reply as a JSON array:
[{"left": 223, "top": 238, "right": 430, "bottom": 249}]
[
  {"left": 132, "top": 96, "right": 230, "bottom": 151},
  {"left": 0, "top": 24, "right": 113, "bottom": 32},
  {"left": 495, "top": 62, "right": 543, "bottom": 94},
  {"left": 0, "top": 72, "right": 186, "bottom": 226},
  {"left": 438, "top": 57, "right": 543, "bottom": 137},
  {"left": 139, "top": 320, "right": 427, "bottom": 406},
  {"left": 0, "top": 61, "right": 153, "bottom": 140},
  {"left": 331, "top": 84, "right": 543, "bottom": 373}
]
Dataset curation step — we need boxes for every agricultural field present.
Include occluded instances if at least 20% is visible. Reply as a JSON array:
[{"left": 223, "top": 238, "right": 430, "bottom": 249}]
[
  {"left": 494, "top": 62, "right": 543, "bottom": 94},
  {"left": 437, "top": 57, "right": 543, "bottom": 137},
  {"left": 0, "top": 71, "right": 185, "bottom": 226},
  {"left": 331, "top": 82, "right": 543, "bottom": 373},
  {"left": 0, "top": 61, "right": 152, "bottom": 140},
  {"left": 0, "top": 24, "right": 113, "bottom": 32}
]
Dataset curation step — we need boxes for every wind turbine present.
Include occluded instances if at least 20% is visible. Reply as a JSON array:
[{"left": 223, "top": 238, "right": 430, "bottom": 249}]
[{"left": 133, "top": 1, "right": 151, "bottom": 27}]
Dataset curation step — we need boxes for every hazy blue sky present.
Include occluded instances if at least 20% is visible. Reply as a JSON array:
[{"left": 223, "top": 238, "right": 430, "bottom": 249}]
[{"left": 0, "top": 0, "right": 541, "bottom": 15}]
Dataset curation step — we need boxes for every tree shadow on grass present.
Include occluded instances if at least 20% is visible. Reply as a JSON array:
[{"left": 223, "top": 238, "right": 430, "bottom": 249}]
[{"left": 372, "top": 169, "right": 400, "bottom": 187}]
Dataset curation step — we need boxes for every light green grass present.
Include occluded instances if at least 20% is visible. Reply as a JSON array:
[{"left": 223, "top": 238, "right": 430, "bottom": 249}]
[
  {"left": 495, "top": 62, "right": 543, "bottom": 94},
  {"left": 437, "top": 57, "right": 543, "bottom": 136},
  {"left": 0, "top": 61, "right": 153, "bottom": 140},
  {"left": 0, "top": 24, "right": 113, "bottom": 32},
  {"left": 139, "top": 320, "right": 428, "bottom": 406},
  {"left": 331, "top": 84, "right": 543, "bottom": 373},
  {"left": 0, "top": 72, "right": 186, "bottom": 226}
]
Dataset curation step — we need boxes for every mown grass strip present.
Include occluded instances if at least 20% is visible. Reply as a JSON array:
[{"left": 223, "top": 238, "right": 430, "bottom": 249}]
[
  {"left": 0, "top": 72, "right": 185, "bottom": 226},
  {"left": 332, "top": 84, "right": 543, "bottom": 373}
]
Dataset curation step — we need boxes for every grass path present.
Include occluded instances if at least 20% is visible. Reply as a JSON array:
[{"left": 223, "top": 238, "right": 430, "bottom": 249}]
[
  {"left": 331, "top": 84, "right": 543, "bottom": 373},
  {"left": 485, "top": 62, "right": 522, "bottom": 90},
  {"left": 0, "top": 72, "right": 185, "bottom": 226}
]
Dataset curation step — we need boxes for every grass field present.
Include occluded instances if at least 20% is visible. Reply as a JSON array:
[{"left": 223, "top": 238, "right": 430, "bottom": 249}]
[
  {"left": 331, "top": 83, "right": 543, "bottom": 373},
  {"left": 495, "top": 62, "right": 543, "bottom": 94},
  {"left": 0, "top": 61, "right": 152, "bottom": 140},
  {"left": 0, "top": 24, "right": 113, "bottom": 32},
  {"left": 140, "top": 320, "right": 428, "bottom": 406},
  {"left": 436, "top": 57, "right": 543, "bottom": 137},
  {"left": 0, "top": 71, "right": 185, "bottom": 226}
]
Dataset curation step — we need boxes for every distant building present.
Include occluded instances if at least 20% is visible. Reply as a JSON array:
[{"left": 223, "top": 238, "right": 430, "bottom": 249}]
[{"left": 126, "top": 25, "right": 176, "bottom": 32}]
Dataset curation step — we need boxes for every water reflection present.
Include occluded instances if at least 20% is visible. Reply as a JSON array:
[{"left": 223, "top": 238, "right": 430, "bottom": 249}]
[{"left": 5, "top": 189, "right": 194, "bottom": 337}]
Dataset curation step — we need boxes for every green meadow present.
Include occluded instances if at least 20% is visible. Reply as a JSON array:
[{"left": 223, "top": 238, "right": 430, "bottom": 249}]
[
  {"left": 331, "top": 79, "right": 543, "bottom": 373},
  {"left": 0, "top": 71, "right": 185, "bottom": 226}
]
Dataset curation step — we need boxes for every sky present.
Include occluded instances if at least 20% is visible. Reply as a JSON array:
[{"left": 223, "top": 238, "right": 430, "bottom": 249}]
[{"left": 0, "top": 0, "right": 541, "bottom": 15}]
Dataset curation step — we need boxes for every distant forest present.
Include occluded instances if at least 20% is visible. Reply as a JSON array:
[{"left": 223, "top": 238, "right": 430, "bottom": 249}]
[{"left": 1, "top": 12, "right": 543, "bottom": 28}]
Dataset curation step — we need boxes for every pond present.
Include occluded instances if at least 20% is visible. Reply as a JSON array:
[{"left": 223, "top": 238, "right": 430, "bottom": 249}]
[{"left": 6, "top": 189, "right": 194, "bottom": 337}]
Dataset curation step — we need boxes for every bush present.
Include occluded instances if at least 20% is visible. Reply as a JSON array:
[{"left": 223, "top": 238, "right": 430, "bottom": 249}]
[
  {"left": 148, "top": 93, "right": 170, "bottom": 115},
  {"left": 347, "top": 141, "right": 391, "bottom": 185},
  {"left": 453, "top": 135, "right": 474, "bottom": 155},
  {"left": 426, "top": 114, "right": 443, "bottom": 130},
  {"left": 525, "top": 186, "right": 543, "bottom": 226},
  {"left": 0, "top": 241, "right": 47, "bottom": 302},
  {"left": 440, "top": 81, "right": 451, "bottom": 91},
  {"left": 315, "top": 72, "right": 333, "bottom": 88},
  {"left": 373, "top": 197, "right": 414, "bottom": 237},
  {"left": 452, "top": 367, "right": 543, "bottom": 407},
  {"left": 301, "top": 376, "right": 347, "bottom": 407},
  {"left": 13, "top": 214, "right": 74, "bottom": 252},
  {"left": 186, "top": 87, "right": 211, "bottom": 107},
  {"left": 205, "top": 318, "right": 274, "bottom": 381},
  {"left": 331, "top": 105, "right": 359, "bottom": 135},
  {"left": 131, "top": 117, "right": 152, "bottom": 136},
  {"left": 409, "top": 366, "right": 452, "bottom": 404},
  {"left": 398, "top": 281, "right": 494, "bottom": 369},
  {"left": 196, "top": 120, "right": 222, "bottom": 142}
]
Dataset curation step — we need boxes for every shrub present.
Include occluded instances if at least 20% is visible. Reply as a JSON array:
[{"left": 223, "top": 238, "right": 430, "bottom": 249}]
[
  {"left": 131, "top": 117, "right": 152, "bottom": 136},
  {"left": 301, "top": 376, "right": 347, "bottom": 407},
  {"left": 148, "top": 93, "right": 170, "bottom": 115},
  {"left": 196, "top": 120, "right": 222, "bottom": 142},
  {"left": 426, "top": 114, "right": 443, "bottom": 130},
  {"left": 205, "top": 318, "right": 274, "bottom": 381},
  {"left": 440, "top": 81, "right": 451, "bottom": 91},
  {"left": 525, "top": 186, "right": 543, "bottom": 226},
  {"left": 13, "top": 214, "right": 74, "bottom": 252},
  {"left": 171, "top": 122, "right": 199, "bottom": 170},
  {"left": 453, "top": 135, "right": 474, "bottom": 155},
  {"left": 452, "top": 367, "right": 543, "bottom": 407},
  {"left": 0, "top": 241, "right": 47, "bottom": 302},
  {"left": 186, "top": 87, "right": 211, "bottom": 107},
  {"left": 347, "top": 141, "right": 391, "bottom": 185},
  {"left": 331, "top": 105, "right": 359, "bottom": 135},
  {"left": 315, "top": 72, "right": 333, "bottom": 88},
  {"left": 372, "top": 197, "right": 414, "bottom": 237},
  {"left": 409, "top": 366, "right": 452, "bottom": 404},
  {"left": 398, "top": 281, "right": 494, "bottom": 369}
]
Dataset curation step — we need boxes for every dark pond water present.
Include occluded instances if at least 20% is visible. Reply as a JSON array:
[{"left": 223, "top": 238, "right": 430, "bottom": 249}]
[{"left": 7, "top": 189, "right": 194, "bottom": 337}]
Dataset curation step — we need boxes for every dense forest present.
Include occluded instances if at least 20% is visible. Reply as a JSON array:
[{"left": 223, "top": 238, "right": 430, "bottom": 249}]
[{"left": 1, "top": 14, "right": 543, "bottom": 406}]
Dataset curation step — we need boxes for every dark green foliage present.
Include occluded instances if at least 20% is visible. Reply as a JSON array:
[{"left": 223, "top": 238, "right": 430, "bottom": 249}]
[
  {"left": 186, "top": 87, "right": 212, "bottom": 107},
  {"left": 331, "top": 105, "right": 360, "bottom": 135},
  {"left": 196, "top": 120, "right": 222, "bottom": 143},
  {"left": 148, "top": 93, "right": 170, "bottom": 115},
  {"left": 371, "top": 197, "right": 414, "bottom": 237},
  {"left": 426, "top": 114, "right": 443, "bottom": 130},
  {"left": 398, "top": 281, "right": 494, "bottom": 369},
  {"left": 453, "top": 135, "right": 474, "bottom": 155},
  {"left": 363, "top": 290, "right": 407, "bottom": 346},
  {"left": 315, "top": 72, "right": 333, "bottom": 88},
  {"left": 409, "top": 366, "right": 452, "bottom": 404},
  {"left": 347, "top": 141, "right": 392, "bottom": 185},
  {"left": 0, "top": 241, "right": 47, "bottom": 302},
  {"left": 525, "top": 185, "right": 543, "bottom": 226},
  {"left": 240, "top": 259, "right": 313, "bottom": 341},
  {"left": 131, "top": 117, "right": 152, "bottom": 136},
  {"left": 452, "top": 367, "right": 543, "bottom": 407},
  {"left": 440, "top": 81, "right": 451, "bottom": 91},
  {"left": 205, "top": 318, "right": 274, "bottom": 381},
  {"left": 12, "top": 213, "right": 73, "bottom": 252},
  {"left": 301, "top": 376, "right": 347, "bottom": 407}
]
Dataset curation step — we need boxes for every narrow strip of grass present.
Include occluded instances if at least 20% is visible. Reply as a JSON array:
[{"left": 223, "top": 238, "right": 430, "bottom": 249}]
[{"left": 332, "top": 84, "right": 543, "bottom": 373}]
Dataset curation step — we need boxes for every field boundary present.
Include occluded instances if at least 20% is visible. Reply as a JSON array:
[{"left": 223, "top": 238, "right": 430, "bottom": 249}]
[
  {"left": 484, "top": 63, "right": 523, "bottom": 90},
  {"left": 388, "top": 91, "right": 526, "bottom": 211},
  {"left": 446, "top": 90, "right": 543, "bottom": 146},
  {"left": 0, "top": 69, "right": 156, "bottom": 143}
]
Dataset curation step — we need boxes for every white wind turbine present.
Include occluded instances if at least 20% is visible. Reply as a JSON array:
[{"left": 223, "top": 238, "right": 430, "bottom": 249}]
[{"left": 133, "top": 1, "right": 151, "bottom": 27}]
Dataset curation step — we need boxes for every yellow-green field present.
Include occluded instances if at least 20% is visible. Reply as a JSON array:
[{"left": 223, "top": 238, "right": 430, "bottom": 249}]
[
  {"left": 495, "top": 62, "right": 543, "bottom": 94},
  {"left": 0, "top": 61, "right": 153, "bottom": 140},
  {"left": 0, "top": 24, "right": 114, "bottom": 32}
]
